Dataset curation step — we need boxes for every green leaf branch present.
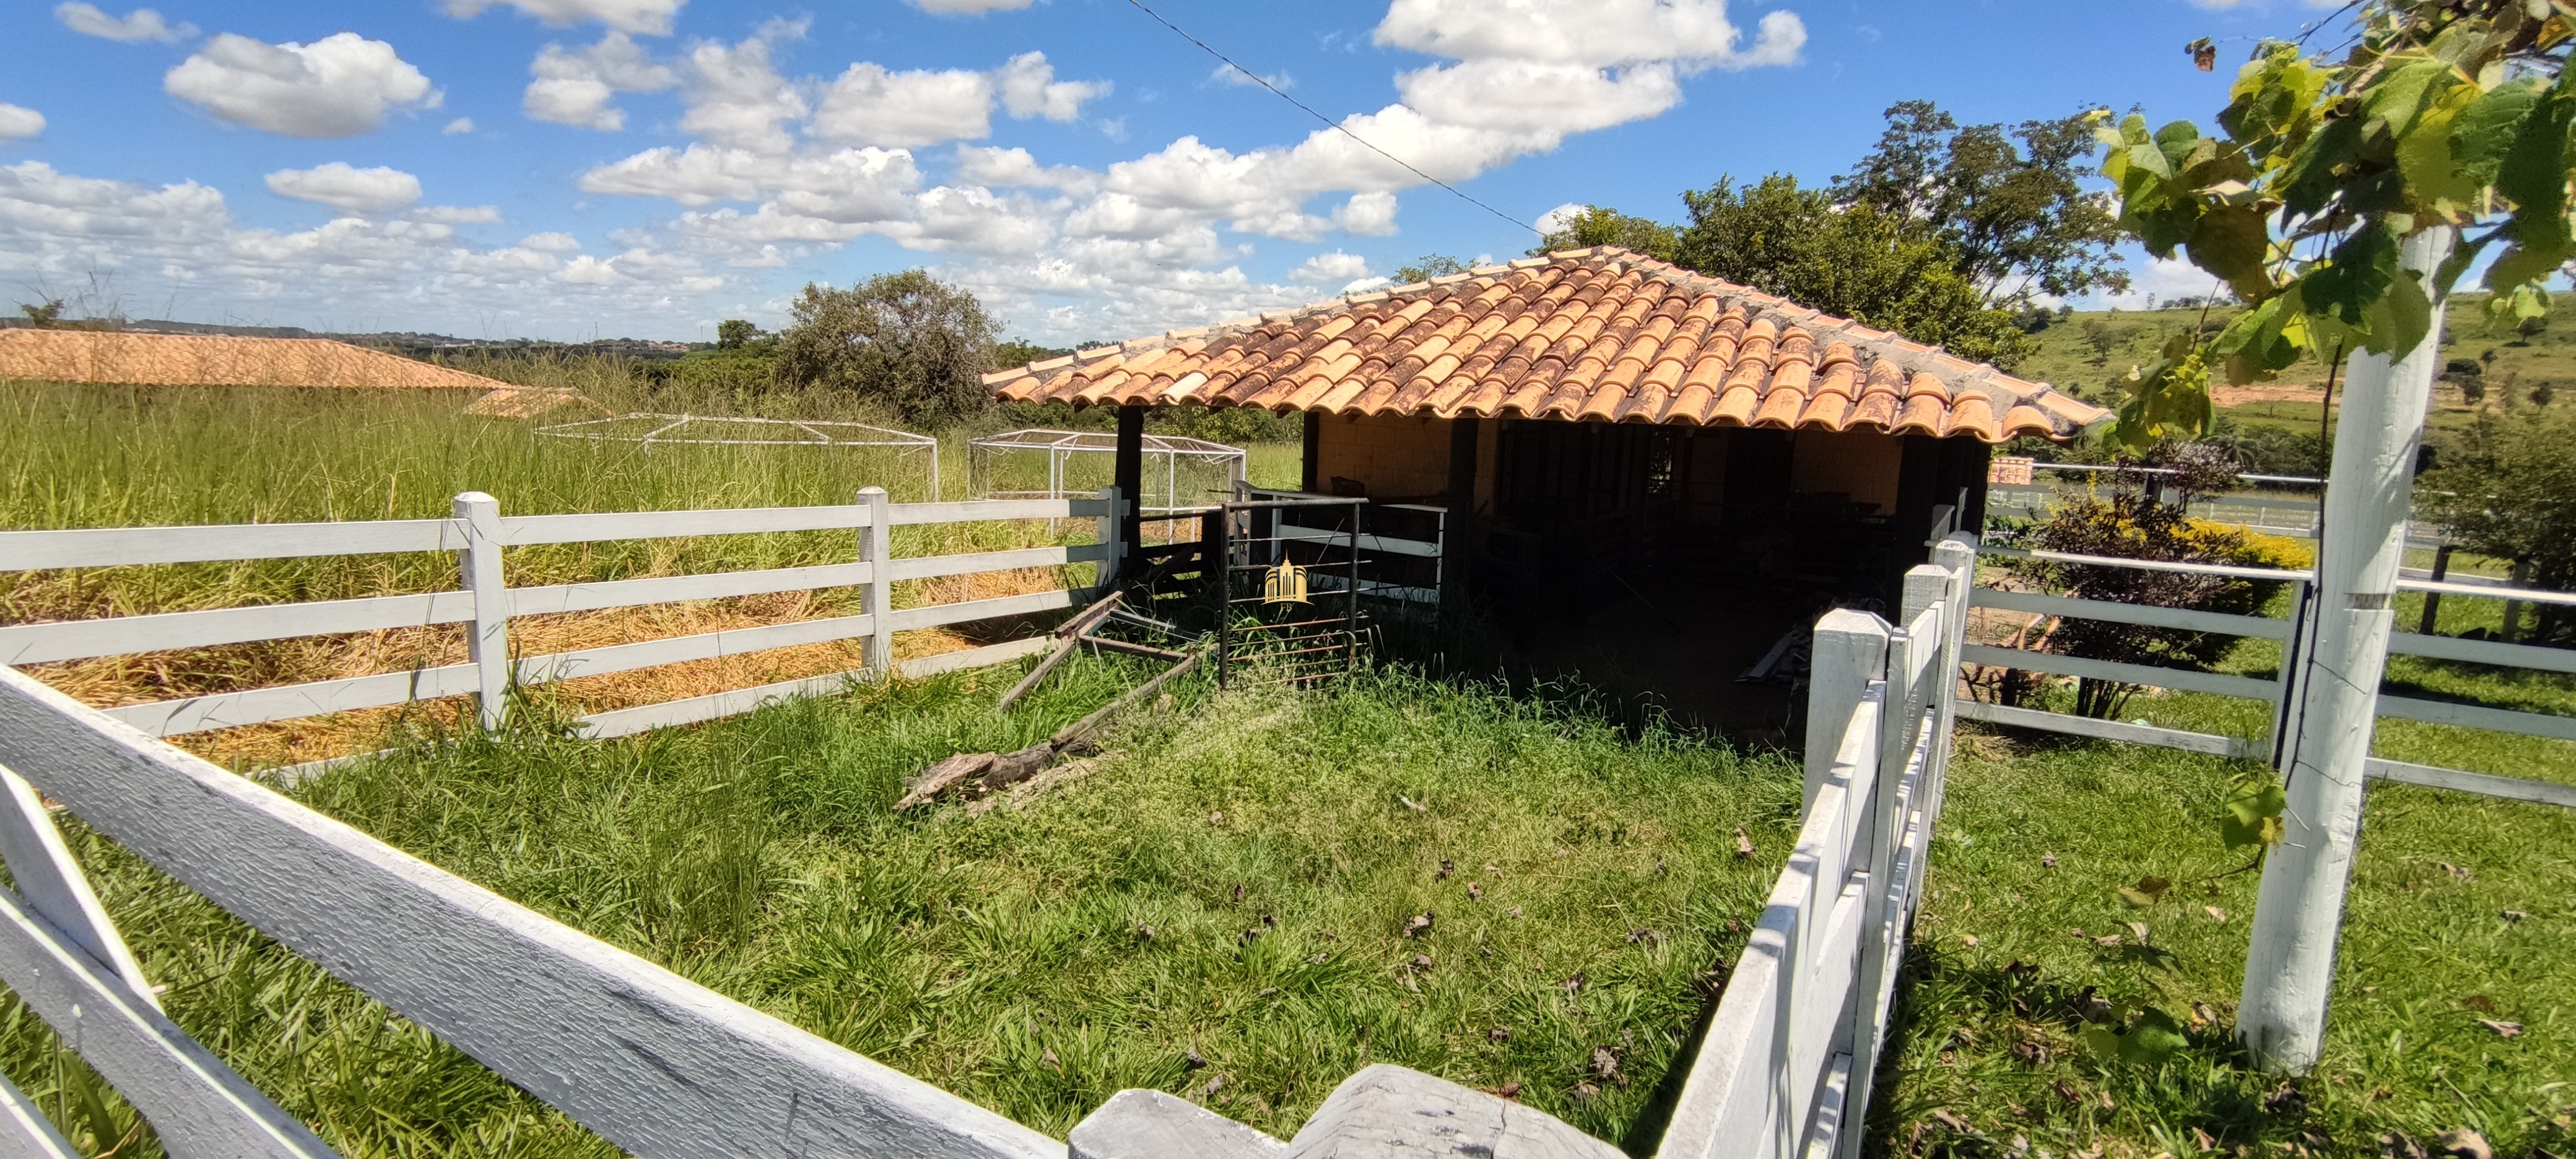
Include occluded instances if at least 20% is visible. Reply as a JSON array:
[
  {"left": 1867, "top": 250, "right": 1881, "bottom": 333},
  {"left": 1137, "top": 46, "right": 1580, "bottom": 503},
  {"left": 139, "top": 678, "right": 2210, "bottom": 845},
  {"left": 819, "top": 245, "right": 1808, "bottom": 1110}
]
[{"left": 2097, "top": 1, "right": 2576, "bottom": 448}]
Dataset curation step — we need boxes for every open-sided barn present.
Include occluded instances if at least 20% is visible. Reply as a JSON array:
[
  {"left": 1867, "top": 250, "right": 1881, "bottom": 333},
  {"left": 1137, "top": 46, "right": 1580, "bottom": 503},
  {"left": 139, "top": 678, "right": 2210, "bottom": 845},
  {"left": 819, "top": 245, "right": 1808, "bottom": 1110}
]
[{"left": 988, "top": 246, "right": 2109, "bottom": 729}]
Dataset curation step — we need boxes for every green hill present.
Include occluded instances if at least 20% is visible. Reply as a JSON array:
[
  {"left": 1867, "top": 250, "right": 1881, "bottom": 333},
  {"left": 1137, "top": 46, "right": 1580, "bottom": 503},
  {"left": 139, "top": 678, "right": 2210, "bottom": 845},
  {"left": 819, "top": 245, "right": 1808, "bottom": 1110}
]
[{"left": 2016, "top": 292, "right": 2574, "bottom": 443}]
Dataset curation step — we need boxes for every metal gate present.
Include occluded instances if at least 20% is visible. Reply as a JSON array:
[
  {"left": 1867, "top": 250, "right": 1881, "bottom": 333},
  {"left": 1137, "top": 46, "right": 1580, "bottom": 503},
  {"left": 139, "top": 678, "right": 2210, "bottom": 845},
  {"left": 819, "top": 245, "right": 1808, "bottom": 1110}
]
[{"left": 1212, "top": 497, "right": 1368, "bottom": 688}]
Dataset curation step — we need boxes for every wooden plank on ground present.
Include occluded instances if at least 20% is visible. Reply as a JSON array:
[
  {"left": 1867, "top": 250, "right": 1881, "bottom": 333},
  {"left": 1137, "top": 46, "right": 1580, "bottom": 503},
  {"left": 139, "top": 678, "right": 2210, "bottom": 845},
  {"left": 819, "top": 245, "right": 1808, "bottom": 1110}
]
[
  {"left": 0, "top": 665, "right": 1064, "bottom": 1159},
  {"left": 1957, "top": 645, "right": 2281, "bottom": 702},
  {"left": 1953, "top": 700, "right": 2252, "bottom": 758},
  {"left": 2364, "top": 758, "right": 2576, "bottom": 809},
  {"left": 1970, "top": 588, "right": 2292, "bottom": 640}
]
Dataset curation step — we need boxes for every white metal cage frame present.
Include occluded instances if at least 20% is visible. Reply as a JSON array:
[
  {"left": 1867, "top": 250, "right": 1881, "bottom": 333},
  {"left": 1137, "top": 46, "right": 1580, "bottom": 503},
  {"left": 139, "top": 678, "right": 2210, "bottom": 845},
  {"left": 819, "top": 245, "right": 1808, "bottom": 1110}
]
[
  {"left": 539, "top": 413, "right": 943, "bottom": 497},
  {"left": 967, "top": 428, "right": 1246, "bottom": 514}
]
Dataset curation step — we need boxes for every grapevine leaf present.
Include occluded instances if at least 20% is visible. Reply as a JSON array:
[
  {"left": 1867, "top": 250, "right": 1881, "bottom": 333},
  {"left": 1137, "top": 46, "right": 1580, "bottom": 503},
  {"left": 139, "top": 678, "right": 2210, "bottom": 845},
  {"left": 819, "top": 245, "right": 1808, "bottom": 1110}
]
[
  {"left": 2280, "top": 116, "right": 2364, "bottom": 219},
  {"left": 2214, "top": 286, "right": 2312, "bottom": 383},
  {"left": 2187, "top": 202, "right": 2278, "bottom": 303},
  {"left": 2117, "top": 876, "right": 2174, "bottom": 907},
  {"left": 2221, "top": 781, "right": 2287, "bottom": 849},
  {"left": 2305, "top": 224, "right": 2401, "bottom": 328},
  {"left": 2117, "top": 1009, "right": 2190, "bottom": 1066},
  {"left": 2451, "top": 76, "right": 2546, "bottom": 191}
]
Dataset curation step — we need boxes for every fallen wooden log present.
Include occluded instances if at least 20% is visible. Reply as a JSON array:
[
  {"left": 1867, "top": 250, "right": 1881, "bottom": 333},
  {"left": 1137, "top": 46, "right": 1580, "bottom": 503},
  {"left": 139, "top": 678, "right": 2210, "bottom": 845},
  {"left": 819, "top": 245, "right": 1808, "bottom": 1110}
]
[
  {"left": 896, "top": 751, "right": 998, "bottom": 809},
  {"left": 901, "top": 645, "right": 1202, "bottom": 812}
]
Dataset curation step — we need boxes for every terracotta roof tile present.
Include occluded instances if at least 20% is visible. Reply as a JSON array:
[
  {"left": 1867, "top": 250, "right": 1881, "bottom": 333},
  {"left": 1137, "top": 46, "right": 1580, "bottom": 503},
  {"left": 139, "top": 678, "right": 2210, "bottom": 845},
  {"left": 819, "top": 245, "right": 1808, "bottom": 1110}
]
[{"left": 984, "top": 247, "right": 2110, "bottom": 442}]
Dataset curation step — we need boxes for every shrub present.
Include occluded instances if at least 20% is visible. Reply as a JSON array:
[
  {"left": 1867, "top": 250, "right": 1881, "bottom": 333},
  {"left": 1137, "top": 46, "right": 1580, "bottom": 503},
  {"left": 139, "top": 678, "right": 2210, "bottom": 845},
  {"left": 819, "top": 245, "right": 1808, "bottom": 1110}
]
[{"left": 2007, "top": 489, "right": 2294, "bottom": 719}]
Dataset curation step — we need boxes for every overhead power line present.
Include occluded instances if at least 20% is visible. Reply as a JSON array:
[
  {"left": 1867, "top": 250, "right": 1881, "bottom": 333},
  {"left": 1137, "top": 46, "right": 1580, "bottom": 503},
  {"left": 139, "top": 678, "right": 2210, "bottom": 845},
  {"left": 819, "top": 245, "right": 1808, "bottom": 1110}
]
[{"left": 1118, "top": 0, "right": 1538, "bottom": 236}]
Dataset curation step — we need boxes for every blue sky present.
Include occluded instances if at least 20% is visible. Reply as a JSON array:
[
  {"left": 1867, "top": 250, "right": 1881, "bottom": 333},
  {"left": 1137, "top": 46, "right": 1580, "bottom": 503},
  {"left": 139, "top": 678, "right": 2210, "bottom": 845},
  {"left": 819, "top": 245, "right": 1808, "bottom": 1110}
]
[{"left": 0, "top": 0, "right": 2343, "bottom": 344}]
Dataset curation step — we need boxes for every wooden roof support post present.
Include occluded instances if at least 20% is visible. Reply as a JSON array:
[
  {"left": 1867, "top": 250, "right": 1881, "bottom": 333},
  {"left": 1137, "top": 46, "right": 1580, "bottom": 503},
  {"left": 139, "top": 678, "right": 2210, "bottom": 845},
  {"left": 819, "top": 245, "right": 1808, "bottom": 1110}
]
[
  {"left": 1114, "top": 406, "right": 1145, "bottom": 578},
  {"left": 2241, "top": 226, "right": 2455, "bottom": 1073},
  {"left": 1444, "top": 416, "right": 1479, "bottom": 604},
  {"left": 1301, "top": 412, "right": 1322, "bottom": 494}
]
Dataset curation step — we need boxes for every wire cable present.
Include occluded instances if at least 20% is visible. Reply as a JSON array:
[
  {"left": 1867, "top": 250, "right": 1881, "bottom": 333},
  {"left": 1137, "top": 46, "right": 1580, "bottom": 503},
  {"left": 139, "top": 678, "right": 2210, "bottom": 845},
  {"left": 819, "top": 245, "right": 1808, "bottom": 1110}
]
[{"left": 1119, "top": 0, "right": 1537, "bottom": 235}]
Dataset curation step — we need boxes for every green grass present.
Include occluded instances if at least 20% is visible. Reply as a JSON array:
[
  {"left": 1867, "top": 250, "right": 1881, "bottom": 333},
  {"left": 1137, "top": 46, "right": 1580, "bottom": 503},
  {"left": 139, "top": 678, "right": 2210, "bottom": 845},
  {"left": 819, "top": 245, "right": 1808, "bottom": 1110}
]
[
  {"left": 1875, "top": 733, "right": 2575, "bottom": 1159},
  {"left": 1899, "top": 571, "right": 2576, "bottom": 1158},
  {"left": 0, "top": 657, "right": 1803, "bottom": 1156}
]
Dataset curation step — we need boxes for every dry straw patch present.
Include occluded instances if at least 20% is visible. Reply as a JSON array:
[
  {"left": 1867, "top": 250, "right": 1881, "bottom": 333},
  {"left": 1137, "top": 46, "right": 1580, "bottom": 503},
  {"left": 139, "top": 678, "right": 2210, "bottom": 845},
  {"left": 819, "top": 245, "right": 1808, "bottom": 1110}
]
[{"left": 14, "top": 553, "right": 1083, "bottom": 769}]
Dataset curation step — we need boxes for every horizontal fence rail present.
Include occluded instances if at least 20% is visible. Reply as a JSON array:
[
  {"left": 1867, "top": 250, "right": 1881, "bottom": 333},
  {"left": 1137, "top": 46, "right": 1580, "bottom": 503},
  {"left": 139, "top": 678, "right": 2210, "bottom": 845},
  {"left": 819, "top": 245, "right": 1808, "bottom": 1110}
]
[
  {"left": 3, "top": 490, "right": 1125, "bottom": 750},
  {"left": 1960, "top": 542, "right": 2575, "bottom": 809}
]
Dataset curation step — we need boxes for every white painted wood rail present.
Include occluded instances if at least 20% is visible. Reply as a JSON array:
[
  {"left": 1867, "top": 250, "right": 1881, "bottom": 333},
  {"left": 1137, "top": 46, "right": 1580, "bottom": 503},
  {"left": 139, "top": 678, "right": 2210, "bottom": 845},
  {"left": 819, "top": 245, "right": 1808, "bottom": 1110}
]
[
  {"left": 3, "top": 491, "right": 1122, "bottom": 748},
  {"left": 1964, "top": 540, "right": 2575, "bottom": 808},
  {"left": 0, "top": 665, "right": 1066, "bottom": 1159},
  {"left": 1656, "top": 537, "right": 1972, "bottom": 1159}
]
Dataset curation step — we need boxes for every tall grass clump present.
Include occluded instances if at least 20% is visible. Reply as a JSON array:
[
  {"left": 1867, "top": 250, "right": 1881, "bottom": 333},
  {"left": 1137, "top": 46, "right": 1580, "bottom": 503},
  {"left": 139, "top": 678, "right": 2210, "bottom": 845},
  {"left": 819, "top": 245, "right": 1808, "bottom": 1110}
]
[{"left": 0, "top": 658, "right": 1806, "bottom": 1155}]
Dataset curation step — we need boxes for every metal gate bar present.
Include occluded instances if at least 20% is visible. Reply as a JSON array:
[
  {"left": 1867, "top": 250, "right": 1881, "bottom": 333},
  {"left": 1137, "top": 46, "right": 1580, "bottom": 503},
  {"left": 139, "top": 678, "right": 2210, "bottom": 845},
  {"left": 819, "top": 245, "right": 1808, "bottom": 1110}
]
[{"left": 1214, "top": 498, "right": 1365, "bottom": 688}]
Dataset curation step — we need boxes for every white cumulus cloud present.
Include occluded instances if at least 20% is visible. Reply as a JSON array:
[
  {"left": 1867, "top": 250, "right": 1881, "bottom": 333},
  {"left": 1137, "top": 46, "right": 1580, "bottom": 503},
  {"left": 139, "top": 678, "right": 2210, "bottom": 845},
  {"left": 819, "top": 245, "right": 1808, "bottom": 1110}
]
[
  {"left": 264, "top": 163, "right": 424, "bottom": 214},
  {"left": 165, "top": 33, "right": 439, "bottom": 139},
  {"left": 54, "top": 3, "right": 194, "bottom": 42},
  {"left": 674, "top": 20, "right": 807, "bottom": 154},
  {"left": 444, "top": 0, "right": 685, "bottom": 36},
  {"left": 0, "top": 105, "right": 44, "bottom": 141},
  {"left": 1374, "top": 0, "right": 1804, "bottom": 69},
  {"left": 1290, "top": 251, "right": 1370, "bottom": 285},
  {"left": 520, "top": 231, "right": 582, "bottom": 251},
  {"left": 998, "top": 52, "right": 1108, "bottom": 121},
  {"left": 524, "top": 31, "right": 676, "bottom": 130},
  {"left": 443, "top": 117, "right": 476, "bottom": 134},
  {"left": 812, "top": 64, "right": 993, "bottom": 147},
  {"left": 1333, "top": 190, "right": 1399, "bottom": 236}
]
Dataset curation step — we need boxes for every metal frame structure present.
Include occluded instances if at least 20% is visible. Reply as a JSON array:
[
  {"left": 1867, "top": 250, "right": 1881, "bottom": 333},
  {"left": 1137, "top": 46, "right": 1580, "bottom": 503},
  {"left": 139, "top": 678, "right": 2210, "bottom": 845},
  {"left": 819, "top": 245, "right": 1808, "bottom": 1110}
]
[
  {"left": 539, "top": 413, "right": 942, "bottom": 497},
  {"left": 969, "top": 428, "right": 1245, "bottom": 515}
]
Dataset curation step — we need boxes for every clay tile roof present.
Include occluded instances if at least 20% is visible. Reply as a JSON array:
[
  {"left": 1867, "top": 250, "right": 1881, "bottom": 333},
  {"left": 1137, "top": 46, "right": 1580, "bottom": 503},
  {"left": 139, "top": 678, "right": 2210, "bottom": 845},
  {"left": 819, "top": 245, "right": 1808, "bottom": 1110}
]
[{"left": 984, "top": 247, "right": 2110, "bottom": 443}]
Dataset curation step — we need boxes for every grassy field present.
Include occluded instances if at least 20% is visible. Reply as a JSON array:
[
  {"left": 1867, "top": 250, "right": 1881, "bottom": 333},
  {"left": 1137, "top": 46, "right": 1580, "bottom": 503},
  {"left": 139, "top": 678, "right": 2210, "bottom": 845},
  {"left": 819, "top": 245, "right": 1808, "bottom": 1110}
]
[
  {"left": 1892, "top": 567, "right": 2576, "bottom": 1158},
  {"left": 2, "top": 657, "right": 1803, "bottom": 1157},
  {"left": 0, "top": 380, "right": 1298, "bottom": 766}
]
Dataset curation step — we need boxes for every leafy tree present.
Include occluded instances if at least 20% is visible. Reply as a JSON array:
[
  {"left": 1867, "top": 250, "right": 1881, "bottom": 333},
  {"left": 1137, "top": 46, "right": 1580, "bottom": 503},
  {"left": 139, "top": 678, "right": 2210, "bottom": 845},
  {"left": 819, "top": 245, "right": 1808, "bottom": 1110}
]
[
  {"left": 1673, "top": 175, "right": 2039, "bottom": 370},
  {"left": 772, "top": 270, "right": 998, "bottom": 424},
  {"left": 1834, "top": 100, "right": 2132, "bottom": 306},
  {"left": 2096, "top": 2, "right": 2576, "bottom": 449},
  {"left": 994, "top": 339, "right": 1072, "bottom": 370},
  {"left": 1530, "top": 206, "right": 1681, "bottom": 260},
  {"left": 715, "top": 319, "right": 760, "bottom": 350},
  {"left": 2421, "top": 406, "right": 2576, "bottom": 639},
  {"left": 17, "top": 300, "right": 64, "bottom": 328},
  {"left": 2082, "top": 319, "right": 2121, "bottom": 365},
  {"left": 1393, "top": 254, "right": 1471, "bottom": 284}
]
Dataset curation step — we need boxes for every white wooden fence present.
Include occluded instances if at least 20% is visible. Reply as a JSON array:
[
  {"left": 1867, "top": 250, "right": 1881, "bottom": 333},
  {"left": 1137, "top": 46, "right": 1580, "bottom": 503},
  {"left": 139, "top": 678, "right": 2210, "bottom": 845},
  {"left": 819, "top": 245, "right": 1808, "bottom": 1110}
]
[
  {"left": 0, "top": 510, "right": 1996, "bottom": 1158},
  {"left": 1959, "top": 544, "right": 2576, "bottom": 809},
  {"left": 1655, "top": 538, "right": 1973, "bottom": 1159},
  {"left": 0, "top": 488, "right": 1126, "bottom": 763}
]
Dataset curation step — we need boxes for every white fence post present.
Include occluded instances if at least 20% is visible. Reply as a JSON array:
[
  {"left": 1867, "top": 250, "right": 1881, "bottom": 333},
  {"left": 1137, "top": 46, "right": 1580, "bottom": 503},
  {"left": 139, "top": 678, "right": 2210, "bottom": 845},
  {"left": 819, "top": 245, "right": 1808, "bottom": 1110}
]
[
  {"left": 1804, "top": 612, "right": 1885, "bottom": 809},
  {"left": 858, "top": 487, "right": 893, "bottom": 677},
  {"left": 1097, "top": 485, "right": 1125, "bottom": 591},
  {"left": 2243, "top": 227, "right": 2454, "bottom": 1072},
  {"left": 455, "top": 492, "right": 509, "bottom": 731}
]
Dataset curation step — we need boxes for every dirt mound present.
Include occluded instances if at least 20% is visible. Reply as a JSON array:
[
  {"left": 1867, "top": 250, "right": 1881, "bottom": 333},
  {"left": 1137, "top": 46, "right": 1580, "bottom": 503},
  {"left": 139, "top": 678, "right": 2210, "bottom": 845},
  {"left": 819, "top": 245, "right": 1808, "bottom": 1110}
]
[{"left": 0, "top": 328, "right": 510, "bottom": 392}]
